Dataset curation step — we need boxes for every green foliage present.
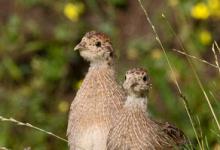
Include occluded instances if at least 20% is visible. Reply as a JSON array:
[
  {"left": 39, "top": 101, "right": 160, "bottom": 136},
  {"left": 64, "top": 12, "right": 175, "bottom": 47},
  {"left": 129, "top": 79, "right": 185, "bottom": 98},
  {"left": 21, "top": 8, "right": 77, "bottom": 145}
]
[{"left": 108, "top": 0, "right": 127, "bottom": 7}]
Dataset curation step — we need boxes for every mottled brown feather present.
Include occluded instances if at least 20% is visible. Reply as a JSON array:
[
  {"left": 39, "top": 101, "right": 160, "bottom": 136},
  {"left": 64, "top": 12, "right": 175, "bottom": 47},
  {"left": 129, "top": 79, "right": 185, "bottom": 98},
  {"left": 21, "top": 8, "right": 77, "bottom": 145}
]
[
  {"left": 154, "top": 121, "right": 187, "bottom": 146},
  {"left": 107, "top": 108, "right": 175, "bottom": 150}
]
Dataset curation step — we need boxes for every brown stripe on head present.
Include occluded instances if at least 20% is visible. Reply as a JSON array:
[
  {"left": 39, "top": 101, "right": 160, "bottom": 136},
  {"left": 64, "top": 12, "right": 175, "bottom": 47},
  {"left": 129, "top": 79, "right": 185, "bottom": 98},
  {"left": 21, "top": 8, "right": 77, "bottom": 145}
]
[
  {"left": 84, "top": 31, "right": 111, "bottom": 42},
  {"left": 126, "top": 67, "right": 148, "bottom": 76}
]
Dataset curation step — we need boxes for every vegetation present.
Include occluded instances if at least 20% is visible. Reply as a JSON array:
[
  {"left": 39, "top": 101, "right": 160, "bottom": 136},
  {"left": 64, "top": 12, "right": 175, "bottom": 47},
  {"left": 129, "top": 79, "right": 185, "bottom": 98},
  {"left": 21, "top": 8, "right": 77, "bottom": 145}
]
[{"left": 0, "top": 0, "right": 220, "bottom": 149}]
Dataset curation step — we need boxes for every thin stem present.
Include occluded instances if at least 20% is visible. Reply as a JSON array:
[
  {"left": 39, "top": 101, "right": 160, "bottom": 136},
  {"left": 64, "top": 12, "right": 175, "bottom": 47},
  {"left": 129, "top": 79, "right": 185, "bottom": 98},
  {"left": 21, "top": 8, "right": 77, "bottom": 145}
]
[
  {"left": 212, "top": 42, "right": 220, "bottom": 74},
  {"left": 196, "top": 116, "right": 205, "bottom": 150},
  {"left": 214, "top": 41, "right": 220, "bottom": 54},
  {"left": 0, "top": 115, "right": 68, "bottom": 143},
  {"left": 173, "top": 49, "right": 218, "bottom": 69}
]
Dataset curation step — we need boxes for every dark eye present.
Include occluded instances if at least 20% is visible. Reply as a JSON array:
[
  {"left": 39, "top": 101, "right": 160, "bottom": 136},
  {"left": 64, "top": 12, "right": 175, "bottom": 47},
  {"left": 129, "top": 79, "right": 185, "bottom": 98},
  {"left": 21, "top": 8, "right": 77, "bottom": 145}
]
[
  {"left": 109, "top": 52, "right": 113, "bottom": 57},
  {"left": 125, "top": 76, "right": 127, "bottom": 80},
  {"left": 143, "top": 76, "right": 147, "bottom": 82},
  {"left": 95, "top": 41, "right": 101, "bottom": 47}
]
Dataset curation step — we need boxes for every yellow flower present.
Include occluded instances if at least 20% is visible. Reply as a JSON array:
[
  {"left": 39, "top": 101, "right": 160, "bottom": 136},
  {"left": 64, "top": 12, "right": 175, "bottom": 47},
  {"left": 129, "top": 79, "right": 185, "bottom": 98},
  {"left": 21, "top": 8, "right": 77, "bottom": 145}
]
[
  {"left": 208, "top": 0, "right": 220, "bottom": 10},
  {"left": 58, "top": 101, "right": 69, "bottom": 113},
  {"left": 151, "top": 49, "right": 162, "bottom": 60},
  {"left": 208, "top": 0, "right": 220, "bottom": 17},
  {"left": 199, "top": 30, "right": 212, "bottom": 45},
  {"left": 191, "top": 2, "right": 210, "bottom": 20},
  {"left": 64, "top": 2, "right": 84, "bottom": 22}
]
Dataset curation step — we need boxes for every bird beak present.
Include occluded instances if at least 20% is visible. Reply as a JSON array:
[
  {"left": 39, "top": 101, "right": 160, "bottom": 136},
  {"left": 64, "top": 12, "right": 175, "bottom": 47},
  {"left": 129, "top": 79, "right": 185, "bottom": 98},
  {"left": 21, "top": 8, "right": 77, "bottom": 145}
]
[{"left": 74, "top": 42, "right": 85, "bottom": 51}]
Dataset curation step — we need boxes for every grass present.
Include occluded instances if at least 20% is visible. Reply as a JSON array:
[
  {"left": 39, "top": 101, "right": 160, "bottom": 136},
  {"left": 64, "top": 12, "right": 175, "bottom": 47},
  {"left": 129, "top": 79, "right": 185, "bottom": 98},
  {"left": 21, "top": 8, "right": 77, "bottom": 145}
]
[
  {"left": 0, "top": 116, "right": 89, "bottom": 149},
  {"left": 162, "top": 14, "right": 220, "bottom": 135},
  {"left": 212, "top": 42, "right": 220, "bottom": 74},
  {"left": 137, "top": 0, "right": 220, "bottom": 149},
  {"left": 173, "top": 49, "right": 219, "bottom": 69},
  {"left": 0, "top": 115, "right": 68, "bottom": 143}
]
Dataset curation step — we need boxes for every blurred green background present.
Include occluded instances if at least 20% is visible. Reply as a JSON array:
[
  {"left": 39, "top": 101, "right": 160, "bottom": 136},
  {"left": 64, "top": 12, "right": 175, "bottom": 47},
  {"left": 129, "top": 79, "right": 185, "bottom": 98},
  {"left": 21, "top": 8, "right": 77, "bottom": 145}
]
[{"left": 0, "top": 0, "right": 220, "bottom": 149}]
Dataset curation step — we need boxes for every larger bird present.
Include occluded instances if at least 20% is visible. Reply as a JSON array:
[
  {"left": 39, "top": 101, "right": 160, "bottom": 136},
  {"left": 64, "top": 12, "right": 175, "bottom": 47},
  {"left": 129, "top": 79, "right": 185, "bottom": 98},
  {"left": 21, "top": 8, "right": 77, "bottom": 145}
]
[
  {"left": 107, "top": 68, "right": 186, "bottom": 150},
  {"left": 67, "top": 31, "right": 125, "bottom": 150}
]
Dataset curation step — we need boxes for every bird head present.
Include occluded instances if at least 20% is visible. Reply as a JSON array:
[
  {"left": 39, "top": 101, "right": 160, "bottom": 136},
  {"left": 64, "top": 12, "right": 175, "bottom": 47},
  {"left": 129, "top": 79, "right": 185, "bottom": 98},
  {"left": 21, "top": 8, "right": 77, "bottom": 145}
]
[
  {"left": 74, "top": 31, "right": 114, "bottom": 66},
  {"left": 123, "top": 68, "right": 151, "bottom": 97}
]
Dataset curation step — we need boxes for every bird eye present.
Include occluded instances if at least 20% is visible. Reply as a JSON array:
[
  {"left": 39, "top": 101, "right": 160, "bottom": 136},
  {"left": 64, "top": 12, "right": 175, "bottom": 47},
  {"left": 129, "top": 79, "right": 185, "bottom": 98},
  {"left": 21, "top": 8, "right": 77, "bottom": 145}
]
[
  {"left": 95, "top": 41, "right": 101, "bottom": 47},
  {"left": 109, "top": 52, "right": 113, "bottom": 57},
  {"left": 125, "top": 76, "right": 127, "bottom": 80},
  {"left": 143, "top": 76, "right": 147, "bottom": 82}
]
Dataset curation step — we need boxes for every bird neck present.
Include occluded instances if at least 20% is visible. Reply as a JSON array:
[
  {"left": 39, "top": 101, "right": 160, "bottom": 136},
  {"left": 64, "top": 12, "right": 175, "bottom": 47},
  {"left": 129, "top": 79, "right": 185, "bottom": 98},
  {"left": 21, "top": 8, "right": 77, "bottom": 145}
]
[
  {"left": 124, "top": 95, "right": 148, "bottom": 112},
  {"left": 89, "top": 61, "right": 114, "bottom": 71}
]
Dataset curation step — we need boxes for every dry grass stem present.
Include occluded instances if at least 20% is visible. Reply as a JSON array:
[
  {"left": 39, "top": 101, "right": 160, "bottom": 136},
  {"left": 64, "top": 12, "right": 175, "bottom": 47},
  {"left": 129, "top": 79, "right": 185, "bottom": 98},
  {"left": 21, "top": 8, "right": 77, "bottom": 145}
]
[
  {"left": 0, "top": 115, "right": 68, "bottom": 143},
  {"left": 212, "top": 42, "right": 220, "bottom": 74},
  {"left": 173, "top": 49, "right": 219, "bottom": 69},
  {"left": 214, "top": 41, "right": 220, "bottom": 54}
]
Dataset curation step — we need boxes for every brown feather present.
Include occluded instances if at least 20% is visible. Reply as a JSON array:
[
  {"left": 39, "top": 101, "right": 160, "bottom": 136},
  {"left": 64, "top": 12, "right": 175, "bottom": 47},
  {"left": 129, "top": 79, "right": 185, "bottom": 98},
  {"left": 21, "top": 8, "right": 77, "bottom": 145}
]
[
  {"left": 67, "top": 66, "right": 125, "bottom": 150},
  {"left": 107, "top": 108, "right": 175, "bottom": 150}
]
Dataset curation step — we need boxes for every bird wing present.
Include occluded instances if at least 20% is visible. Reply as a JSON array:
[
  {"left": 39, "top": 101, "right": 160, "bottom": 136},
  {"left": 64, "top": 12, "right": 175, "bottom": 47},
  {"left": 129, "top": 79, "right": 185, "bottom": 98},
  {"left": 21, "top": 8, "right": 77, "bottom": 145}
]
[
  {"left": 107, "top": 109, "right": 177, "bottom": 150},
  {"left": 154, "top": 120, "right": 187, "bottom": 146}
]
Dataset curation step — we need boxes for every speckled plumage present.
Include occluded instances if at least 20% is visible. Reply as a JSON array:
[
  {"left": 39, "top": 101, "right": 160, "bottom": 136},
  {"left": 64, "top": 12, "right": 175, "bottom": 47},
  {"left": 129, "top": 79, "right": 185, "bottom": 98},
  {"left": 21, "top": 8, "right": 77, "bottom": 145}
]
[
  {"left": 107, "top": 68, "right": 185, "bottom": 150},
  {"left": 107, "top": 97, "right": 175, "bottom": 150},
  {"left": 155, "top": 121, "right": 187, "bottom": 146},
  {"left": 67, "top": 31, "right": 125, "bottom": 150}
]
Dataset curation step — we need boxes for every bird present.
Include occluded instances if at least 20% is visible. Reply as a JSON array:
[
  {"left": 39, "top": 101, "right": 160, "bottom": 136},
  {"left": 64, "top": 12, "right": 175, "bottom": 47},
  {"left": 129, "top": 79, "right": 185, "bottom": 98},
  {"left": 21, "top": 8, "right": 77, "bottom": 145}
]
[
  {"left": 107, "top": 67, "right": 186, "bottom": 150},
  {"left": 67, "top": 31, "right": 125, "bottom": 150}
]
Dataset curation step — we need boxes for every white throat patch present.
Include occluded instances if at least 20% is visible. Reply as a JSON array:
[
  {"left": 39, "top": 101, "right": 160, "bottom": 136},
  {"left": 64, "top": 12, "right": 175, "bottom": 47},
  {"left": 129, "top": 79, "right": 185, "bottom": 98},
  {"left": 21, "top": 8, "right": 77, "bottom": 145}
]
[{"left": 124, "top": 96, "right": 147, "bottom": 111}]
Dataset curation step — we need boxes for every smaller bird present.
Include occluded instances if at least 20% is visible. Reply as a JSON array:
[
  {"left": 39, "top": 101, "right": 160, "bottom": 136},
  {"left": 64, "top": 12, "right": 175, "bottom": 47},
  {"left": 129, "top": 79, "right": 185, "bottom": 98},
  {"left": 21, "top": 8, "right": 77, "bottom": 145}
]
[{"left": 107, "top": 68, "right": 186, "bottom": 150}]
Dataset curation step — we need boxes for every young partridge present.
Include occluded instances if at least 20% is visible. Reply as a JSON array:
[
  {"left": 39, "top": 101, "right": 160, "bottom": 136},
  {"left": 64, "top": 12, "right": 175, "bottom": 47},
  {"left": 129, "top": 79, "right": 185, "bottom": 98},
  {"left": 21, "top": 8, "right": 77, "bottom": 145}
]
[
  {"left": 107, "top": 68, "right": 186, "bottom": 150},
  {"left": 67, "top": 31, "right": 125, "bottom": 150}
]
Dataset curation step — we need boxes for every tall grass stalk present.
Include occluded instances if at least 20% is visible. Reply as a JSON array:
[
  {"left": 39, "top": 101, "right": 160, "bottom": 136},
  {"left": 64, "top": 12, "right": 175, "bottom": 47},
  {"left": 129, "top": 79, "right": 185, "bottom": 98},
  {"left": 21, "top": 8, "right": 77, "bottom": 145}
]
[
  {"left": 0, "top": 115, "right": 68, "bottom": 143},
  {"left": 214, "top": 41, "right": 220, "bottom": 54},
  {"left": 173, "top": 49, "right": 219, "bottom": 69},
  {"left": 196, "top": 116, "right": 205, "bottom": 149},
  {"left": 212, "top": 42, "right": 220, "bottom": 74},
  {"left": 205, "top": 136, "right": 210, "bottom": 150},
  {"left": 137, "top": 0, "right": 201, "bottom": 149},
  {"left": 162, "top": 14, "right": 220, "bottom": 132},
  {"left": 0, "top": 116, "right": 88, "bottom": 149},
  {"left": 210, "top": 129, "right": 220, "bottom": 138},
  {"left": 209, "top": 91, "right": 220, "bottom": 105}
]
